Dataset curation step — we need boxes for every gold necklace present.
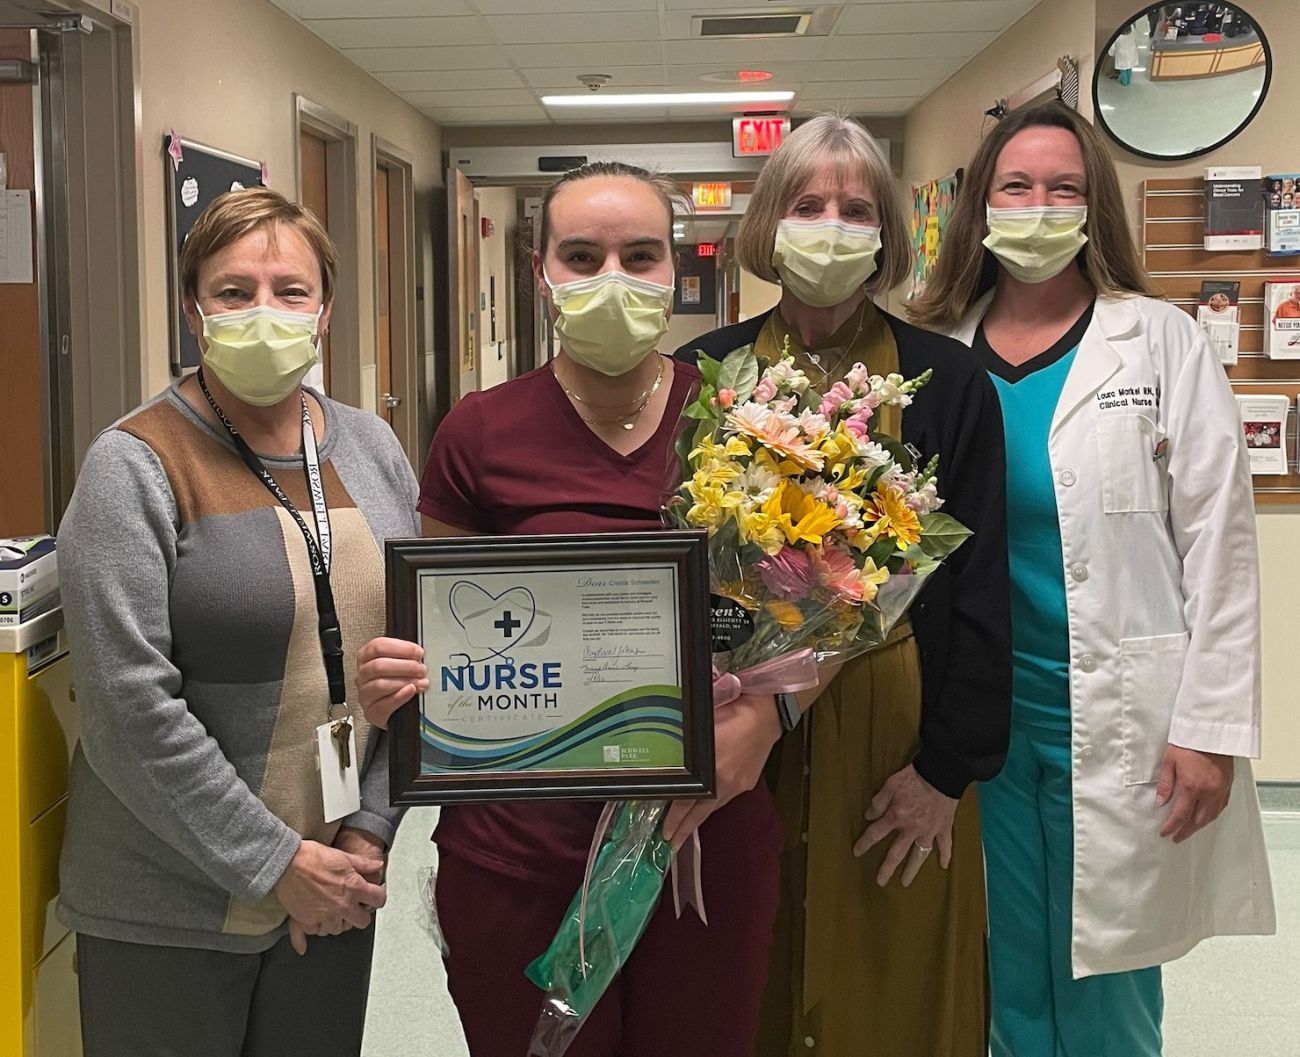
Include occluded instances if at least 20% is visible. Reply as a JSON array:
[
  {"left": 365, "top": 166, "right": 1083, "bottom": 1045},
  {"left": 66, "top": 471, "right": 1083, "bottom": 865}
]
[
  {"left": 802, "top": 298, "right": 870, "bottom": 379},
  {"left": 553, "top": 357, "right": 665, "bottom": 431}
]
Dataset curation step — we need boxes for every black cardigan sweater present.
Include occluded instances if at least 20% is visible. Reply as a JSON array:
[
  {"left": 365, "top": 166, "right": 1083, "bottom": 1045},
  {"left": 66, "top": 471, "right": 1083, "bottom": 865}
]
[{"left": 675, "top": 308, "right": 1012, "bottom": 797}]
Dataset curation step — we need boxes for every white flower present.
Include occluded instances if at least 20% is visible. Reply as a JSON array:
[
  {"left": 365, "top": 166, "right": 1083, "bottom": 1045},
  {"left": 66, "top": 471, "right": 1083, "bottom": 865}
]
[
  {"left": 793, "top": 408, "right": 831, "bottom": 442},
  {"left": 853, "top": 439, "right": 893, "bottom": 468},
  {"left": 906, "top": 480, "right": 945, "bottom": 514},
  {"left": 733, "top": 463, "right": 781, "bottom": 503},
  {"left": 766, "top": 358, "right": 812, "bottom": 394}
]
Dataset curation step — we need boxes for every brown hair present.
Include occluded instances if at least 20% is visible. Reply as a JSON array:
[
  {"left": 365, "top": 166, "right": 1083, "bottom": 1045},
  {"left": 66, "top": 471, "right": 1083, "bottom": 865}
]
[
  {"left": 538, "top": 160, "right": 689, "bottom": 254},
  {"left": 735, "top": 113, "right": 911, "bottom": 296},
  {"left": 180, "top": 187, "right": 338, "bottom": 304},
  {"left": 907, "top": 102, "right": 1160, "bottom": 328}
]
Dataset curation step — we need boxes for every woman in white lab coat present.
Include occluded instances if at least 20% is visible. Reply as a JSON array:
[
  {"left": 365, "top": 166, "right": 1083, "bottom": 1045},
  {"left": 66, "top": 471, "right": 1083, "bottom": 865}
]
[{"left": 909, "top": 102, "right": 1274, "bottom": 1056}]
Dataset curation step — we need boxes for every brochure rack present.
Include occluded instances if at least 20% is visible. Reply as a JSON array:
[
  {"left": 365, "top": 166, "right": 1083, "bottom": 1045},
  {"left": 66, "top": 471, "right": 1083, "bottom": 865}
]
[{"left": 1143, "top": 177, "right": 1300, "bottom": 502}]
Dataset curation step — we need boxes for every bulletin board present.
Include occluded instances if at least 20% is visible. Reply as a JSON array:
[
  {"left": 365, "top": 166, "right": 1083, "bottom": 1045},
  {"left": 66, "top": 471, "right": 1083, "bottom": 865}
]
[
  {"left": 164, "top": 134, "right": 267, "bottom": 374},
  {"left": 1143, "top": 176, "right": 1300, "bottom": 503},
  {"left": 908, "top": 175, "right": 959, "bottom": 300}
]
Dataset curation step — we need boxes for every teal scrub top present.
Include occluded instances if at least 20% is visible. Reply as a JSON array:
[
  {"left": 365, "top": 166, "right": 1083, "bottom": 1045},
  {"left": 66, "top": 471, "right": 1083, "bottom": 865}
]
[{"left": 975, "top": 305, "right": 1094, "bottom": 731}]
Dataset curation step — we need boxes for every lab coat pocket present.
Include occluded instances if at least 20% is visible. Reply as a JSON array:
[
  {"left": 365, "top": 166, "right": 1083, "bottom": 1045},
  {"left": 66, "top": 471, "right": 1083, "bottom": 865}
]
[
  {"left": 1096, "top": 415, "right": 1169, "bottom": 513},
  {"left": 1119, "top": 632, "right": 1190, "bottom": 785}
]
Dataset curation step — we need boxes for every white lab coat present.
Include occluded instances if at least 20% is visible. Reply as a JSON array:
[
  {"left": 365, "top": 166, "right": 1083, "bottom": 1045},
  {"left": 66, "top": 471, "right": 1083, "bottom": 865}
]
[
  {"left": 952, "top": 292, "right": 1276, "bottom": 977},
  {"left": 1110, "top": 28, "right": 1140, "bottom": 71}
]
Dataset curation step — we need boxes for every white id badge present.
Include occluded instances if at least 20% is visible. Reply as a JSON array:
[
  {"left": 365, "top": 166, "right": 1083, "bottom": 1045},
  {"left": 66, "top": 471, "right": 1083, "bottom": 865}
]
[{"left": 316, "top": 721, "right": 361, "bottom": 822}]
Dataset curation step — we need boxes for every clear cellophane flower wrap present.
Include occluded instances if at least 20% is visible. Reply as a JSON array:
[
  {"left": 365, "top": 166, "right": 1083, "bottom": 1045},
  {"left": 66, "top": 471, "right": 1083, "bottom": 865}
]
[{"left": 525, "top": 340, "right": 972, "bottom": 1055}]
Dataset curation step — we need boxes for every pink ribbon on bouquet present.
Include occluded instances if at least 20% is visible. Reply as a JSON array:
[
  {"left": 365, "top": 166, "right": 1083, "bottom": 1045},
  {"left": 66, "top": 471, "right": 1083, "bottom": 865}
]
[
  {"left": 575, "top": 649, "right": 819, "bottom": 973},
  {"left": 671, "top": 648, "right": 820, "bottom": 925}
]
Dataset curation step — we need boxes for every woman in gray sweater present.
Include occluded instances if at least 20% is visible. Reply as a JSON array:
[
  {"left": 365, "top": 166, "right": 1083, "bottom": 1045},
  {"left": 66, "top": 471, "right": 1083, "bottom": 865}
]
[{"left": 56, "top": 188, "right": 418, "bottom": 1056}]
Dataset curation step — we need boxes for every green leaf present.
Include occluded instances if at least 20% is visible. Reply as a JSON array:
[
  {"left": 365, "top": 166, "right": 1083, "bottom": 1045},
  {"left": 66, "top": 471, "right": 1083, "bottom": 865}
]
[
  {"left": 696, "top": 353, "right": 721, "bottom": 390},
  {"left": 718, "top": 347, "right": 760, "bottom": 404},
  {"left": 682, "top": 400, "right": 715, "bottom": 421},
  {"left": 917, "top": 512, "right": 973, "bottom": 558},
  {"left": 866, "top": 535, "right": 899, "bottom": 567}
]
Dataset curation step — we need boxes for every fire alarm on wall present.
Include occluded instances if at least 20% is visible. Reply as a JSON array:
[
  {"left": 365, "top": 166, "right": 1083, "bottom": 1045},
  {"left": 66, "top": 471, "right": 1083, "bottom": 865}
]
[{"left": 481, "top": 217, "right": 496, "bottom": 238}]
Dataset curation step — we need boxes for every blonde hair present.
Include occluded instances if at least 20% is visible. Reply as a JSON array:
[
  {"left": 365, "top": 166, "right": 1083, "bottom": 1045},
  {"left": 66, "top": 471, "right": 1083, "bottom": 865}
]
[
  {"left": 735, "top": 113, "right": 910, "bottom": 296},
  {"left": 907, "top": 102, "right": 1160, "bottom": 328},
  {"left": 180, "top": 187, "right": 339, "bottom": 304}
]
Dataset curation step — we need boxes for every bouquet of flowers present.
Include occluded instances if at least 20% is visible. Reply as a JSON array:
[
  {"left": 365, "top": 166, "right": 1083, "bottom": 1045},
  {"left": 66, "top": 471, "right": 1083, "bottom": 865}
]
[{"left": 525, "top": 341, "right": 971, "bottom": 1055}]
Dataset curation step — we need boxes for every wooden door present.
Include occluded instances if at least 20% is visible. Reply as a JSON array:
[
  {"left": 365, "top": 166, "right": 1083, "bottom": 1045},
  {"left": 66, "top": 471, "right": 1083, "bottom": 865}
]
[
  {"left": 446, "top": 167, "right": 479, "bottom": 403},
  {"left": 0, "top": 31, "right": 43, "bottom": 536},
  {"left": 299, "top": 129, "right": 331, "bottom": 391},
  {"left": 375, "top": 164, "right": 393, "bottom": 425}
]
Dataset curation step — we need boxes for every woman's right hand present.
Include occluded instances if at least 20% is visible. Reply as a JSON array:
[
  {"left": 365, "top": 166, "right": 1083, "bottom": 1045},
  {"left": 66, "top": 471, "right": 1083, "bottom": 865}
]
[
  {"left": 356, "top": 636, "right": 428, "bottom": 729},
  {"left": 274, "top": 839, "right": 388, "bottom": 953}
]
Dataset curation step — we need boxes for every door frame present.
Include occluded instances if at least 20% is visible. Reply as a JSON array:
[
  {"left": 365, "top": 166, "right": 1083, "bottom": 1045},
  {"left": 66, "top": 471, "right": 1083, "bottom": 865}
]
[
  {"left": 371, "top": 134, "right": 417, "bottom": 465},
  {"left": 294, "top": 94, "right": 359, "bottom": 408},
  {"left": 2, "top": 0, "right": 144, "bottom": 529}
]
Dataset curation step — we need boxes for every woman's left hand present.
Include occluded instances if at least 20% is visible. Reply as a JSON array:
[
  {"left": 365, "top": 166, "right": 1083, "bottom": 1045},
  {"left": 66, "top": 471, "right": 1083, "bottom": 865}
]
[
  {"left": 853, "top": 765, "right": 958, "bottom": 887},
  {"left": 661, "top": 693, "right": 782, "bottom": 851},
  {"left": 1156, "top": 745, "right": 1233, "bottom": 843}
]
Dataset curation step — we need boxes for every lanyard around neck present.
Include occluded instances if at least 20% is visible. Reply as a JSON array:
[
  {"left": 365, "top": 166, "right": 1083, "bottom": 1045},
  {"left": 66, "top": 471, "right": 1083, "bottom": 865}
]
[{"left": 196, "top": 369, "right": 347, "bottom": 711}]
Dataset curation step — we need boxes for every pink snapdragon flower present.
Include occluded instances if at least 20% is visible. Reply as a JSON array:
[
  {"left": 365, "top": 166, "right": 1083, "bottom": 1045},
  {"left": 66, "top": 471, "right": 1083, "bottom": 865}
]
[
  {"left": 819, "top": 381, "right": 856, "bottom": 417},
  {"left": 752, "top": 377, "right": 778, "bottom": 404}
]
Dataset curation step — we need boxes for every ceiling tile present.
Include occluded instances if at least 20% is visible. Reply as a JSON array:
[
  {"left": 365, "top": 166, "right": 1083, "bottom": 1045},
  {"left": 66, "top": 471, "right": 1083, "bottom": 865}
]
[
  {"left": 405, "top": 88, "right": 540, "bottom": 108},
  {"left": 377, "top": 68, "right": 524, "bottom": 92},
  {"left": 504, "top": 41, "right": 664, "bottom": 68},
  {"left": 473, "top": 0, "right": 658, "bottom": 11},
  {"left": 425, "top": 105, "right": 551, "bottom": 125},
  {"left": 800, "top": 78, "right": 938, "bottom": 99},
  {"left": 306, "top": 15, "right": 493, "bottom": 49},
  {"left": 556, "top": 108, "right": 673, "bottom": 123},
  {"left": 485, "top": 11, "right": 661, "bottom": 45},
  {"left": 520, "top": 66, "right": 669, "bottom": 89},
  {"left": 341, "top": 44, "right": 510, "bottom": 71},
  {"left": 821, "top": 30, "right": 996, "bottom": 59},
  {"left": 836, "top": 0, "right": 1033, "bottom": 35},
  {"left": 279, "top": 0, "right": 472, "bottom": 17},
  {"left": 812, "top": 56, "right": 964, "bottom": 80},
  {"left": 664, "top": 60, "right": 815, "bottom": 81},
  {"left": 665, "top": 37, "right": 828, "bottom": 65}
]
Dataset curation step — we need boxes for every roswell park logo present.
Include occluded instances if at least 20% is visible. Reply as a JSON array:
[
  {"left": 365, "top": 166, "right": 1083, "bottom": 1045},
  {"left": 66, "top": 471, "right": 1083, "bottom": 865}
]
[{"left": 439, "top": 582, "right": 562, "bottom": 711}]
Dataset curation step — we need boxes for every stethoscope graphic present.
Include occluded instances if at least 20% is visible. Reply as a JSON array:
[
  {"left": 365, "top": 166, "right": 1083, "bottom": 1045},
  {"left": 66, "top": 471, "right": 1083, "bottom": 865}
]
[{"left": 445, "top": 580, "right": 547, "bottom": 668}]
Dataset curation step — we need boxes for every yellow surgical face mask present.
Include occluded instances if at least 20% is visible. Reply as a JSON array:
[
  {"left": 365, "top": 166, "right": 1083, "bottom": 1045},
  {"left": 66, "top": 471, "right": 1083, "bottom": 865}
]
[
  {"left": 771, "top": 218, "right": 881, "bottom": 308},
  {"left": 544, "top": 267, "right": 673, "bottom": 376},
  {"left": 199, "top": 304, "right": 321, "bottom": 407},
  {"left": 983, "top": 206, "right": 1088, "bottom": 284}
]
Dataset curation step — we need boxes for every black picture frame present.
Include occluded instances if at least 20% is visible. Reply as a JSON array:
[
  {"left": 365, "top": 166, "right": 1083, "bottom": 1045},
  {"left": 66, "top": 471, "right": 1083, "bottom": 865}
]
[
  {"left": 385, "top": 530, "right": 714, "bottom": 806},
  {"left": 1093, "top": 4, "right": 1272, "bottom": 162}
]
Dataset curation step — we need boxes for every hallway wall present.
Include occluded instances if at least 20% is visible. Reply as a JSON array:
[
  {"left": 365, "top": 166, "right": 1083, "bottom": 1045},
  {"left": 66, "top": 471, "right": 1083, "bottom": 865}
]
[{"left": 131, "top": 0, "right": 444, "bottom": 402}]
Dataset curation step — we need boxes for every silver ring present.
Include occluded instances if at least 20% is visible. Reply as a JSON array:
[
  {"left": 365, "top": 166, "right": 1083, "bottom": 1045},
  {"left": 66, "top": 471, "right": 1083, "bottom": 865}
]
[{"left": 915, "top": 843, "right": 933, "bottom": 855}]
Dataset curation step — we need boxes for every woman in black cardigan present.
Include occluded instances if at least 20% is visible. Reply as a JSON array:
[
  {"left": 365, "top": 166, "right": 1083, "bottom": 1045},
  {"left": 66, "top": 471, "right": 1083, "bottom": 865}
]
[{"left": 675, "top": 114, "right": 1011, "bottom": 1057}]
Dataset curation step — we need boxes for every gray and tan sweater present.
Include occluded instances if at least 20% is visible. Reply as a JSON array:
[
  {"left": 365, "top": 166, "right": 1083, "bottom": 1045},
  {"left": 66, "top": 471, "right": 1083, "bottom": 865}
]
[{"left": 56, "top": 383, "right": 419, "bottom": 952}]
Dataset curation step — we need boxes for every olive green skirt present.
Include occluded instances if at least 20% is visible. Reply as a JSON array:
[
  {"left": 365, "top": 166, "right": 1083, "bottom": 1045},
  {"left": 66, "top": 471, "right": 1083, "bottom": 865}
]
[{"left": 757, "top": 630, "right": 988, "bottom": 1057}]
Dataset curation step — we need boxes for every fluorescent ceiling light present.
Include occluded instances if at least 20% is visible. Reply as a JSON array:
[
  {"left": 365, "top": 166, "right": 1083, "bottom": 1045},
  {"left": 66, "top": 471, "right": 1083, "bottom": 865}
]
[{"left": 542, "top": 90, "right": 794, "bottom": 108}]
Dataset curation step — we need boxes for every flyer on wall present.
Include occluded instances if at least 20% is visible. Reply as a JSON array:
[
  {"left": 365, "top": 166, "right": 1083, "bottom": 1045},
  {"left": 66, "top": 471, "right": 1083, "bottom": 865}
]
[
  {"left": 1265, "top": 280, "right": 1300, "bottom": 359},
  {"left": 1196, "top": 280, "right": 1241, "bottom": 365},
  {"left": 1236, "top": 394, "right": 1290, "bottom": 476}
]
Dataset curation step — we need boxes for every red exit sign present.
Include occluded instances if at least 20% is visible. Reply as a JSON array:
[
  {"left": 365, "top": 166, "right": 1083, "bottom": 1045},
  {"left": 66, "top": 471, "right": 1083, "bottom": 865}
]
[
  {"left": 697, "top": 242, "right": 717, "bottom": 257},
  {"left": 733, "top": 116, "right": 790, "bottom": 157}
]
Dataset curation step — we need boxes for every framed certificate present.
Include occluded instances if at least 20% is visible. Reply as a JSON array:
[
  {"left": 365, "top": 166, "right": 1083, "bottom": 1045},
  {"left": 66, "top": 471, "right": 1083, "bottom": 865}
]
[{"left": 385, "top": 531, "right": 714, "bottom": 805}]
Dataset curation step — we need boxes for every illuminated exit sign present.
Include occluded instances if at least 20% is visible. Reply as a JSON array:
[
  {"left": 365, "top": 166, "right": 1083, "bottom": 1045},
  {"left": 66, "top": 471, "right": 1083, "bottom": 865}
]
[
  {"left": 697, "top": 242, "right": 717, "bottom": 257},
  {"left": 692, "top": 182, "right": 733, "bottom": 210},
  {"left": 733, "top": 116, "right": 790, "bottom": 157}
]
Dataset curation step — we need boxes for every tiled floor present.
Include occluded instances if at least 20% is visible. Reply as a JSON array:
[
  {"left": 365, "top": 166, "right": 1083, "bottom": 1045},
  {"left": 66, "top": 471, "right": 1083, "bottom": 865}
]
[{"left": 363, "top": 794, "right": 1300, "bottom": 1056}]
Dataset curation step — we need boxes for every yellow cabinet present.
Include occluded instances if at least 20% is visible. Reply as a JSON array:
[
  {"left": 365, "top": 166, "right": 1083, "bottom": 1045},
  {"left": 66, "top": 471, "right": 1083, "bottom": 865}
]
[{"left": 0, "top": 611, "right": 82, "bottom": 1057}]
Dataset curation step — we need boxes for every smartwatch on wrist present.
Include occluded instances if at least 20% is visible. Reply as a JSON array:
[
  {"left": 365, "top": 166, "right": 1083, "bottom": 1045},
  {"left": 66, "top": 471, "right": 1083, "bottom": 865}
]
[{"left": 775, "top": 691, "right": 802, "bottom": 734}]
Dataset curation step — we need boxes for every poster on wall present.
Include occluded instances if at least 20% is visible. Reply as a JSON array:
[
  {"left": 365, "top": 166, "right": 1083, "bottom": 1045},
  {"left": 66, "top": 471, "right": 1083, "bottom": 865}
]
[
  {"left": 1236, "top": 393, "right": 1290, "bottom": 476},
  {"left": 164, "top": 134, "right": 267, "bottom": 375},
  {"left": 909, "top": 175, "right": 959, "bottom": 300}
]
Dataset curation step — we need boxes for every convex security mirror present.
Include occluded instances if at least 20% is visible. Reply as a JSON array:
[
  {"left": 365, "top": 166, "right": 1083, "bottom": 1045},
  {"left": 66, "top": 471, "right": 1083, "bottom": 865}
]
[{"left": 1094, "top": 3, "right": 1271, "bottom": 160}]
